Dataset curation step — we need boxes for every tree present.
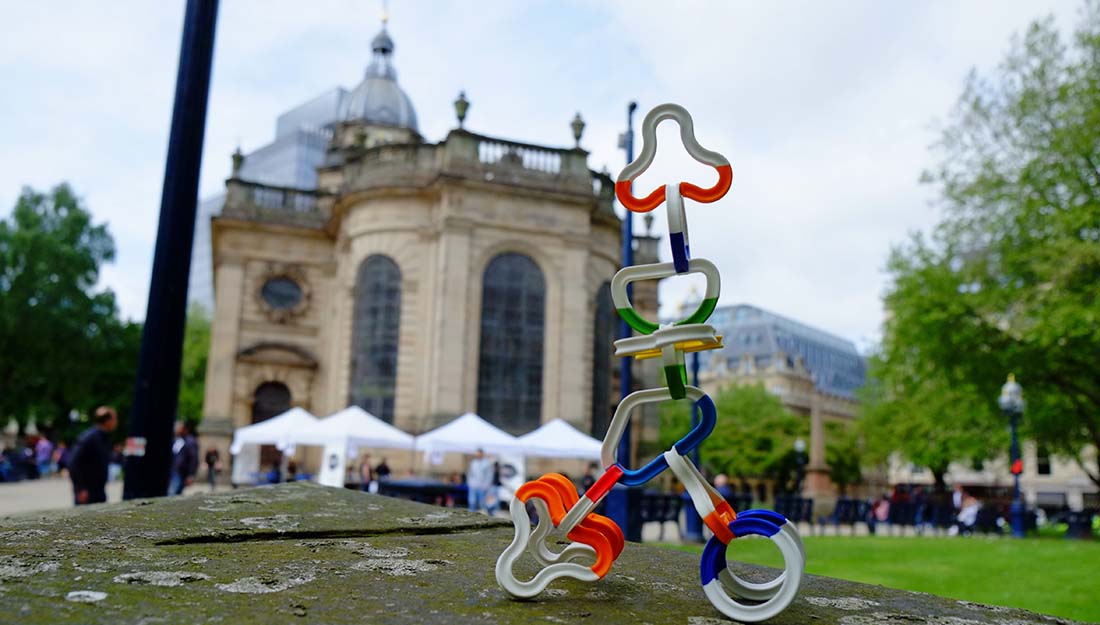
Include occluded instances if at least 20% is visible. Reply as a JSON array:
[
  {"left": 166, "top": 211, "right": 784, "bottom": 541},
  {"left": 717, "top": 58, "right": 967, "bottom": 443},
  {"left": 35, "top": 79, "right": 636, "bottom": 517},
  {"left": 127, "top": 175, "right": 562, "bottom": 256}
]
[
  {"left": 866, "top": 4, "right": 1100, "bottom": 488},
  {"left": 859, "top": 356, "right": 1003, "bottom": 492},
  {"left": 0, "top": 184, "right": 140, "bottom": 436},
  {"left": 825, "top": 420, "right": 863, "bottom": 496},
  {"left": 177, "top": 303, "right": 211, "bottom": 426},
  {"left": 660, "top": 383, "right": 807, "bottom": 490}
]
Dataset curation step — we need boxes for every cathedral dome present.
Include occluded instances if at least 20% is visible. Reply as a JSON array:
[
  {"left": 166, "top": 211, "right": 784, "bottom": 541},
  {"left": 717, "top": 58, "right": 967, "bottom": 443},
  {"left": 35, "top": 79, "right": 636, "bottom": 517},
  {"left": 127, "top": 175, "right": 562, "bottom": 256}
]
[{"left": 340, "top": 26, "right": 418, "bottom": 131}]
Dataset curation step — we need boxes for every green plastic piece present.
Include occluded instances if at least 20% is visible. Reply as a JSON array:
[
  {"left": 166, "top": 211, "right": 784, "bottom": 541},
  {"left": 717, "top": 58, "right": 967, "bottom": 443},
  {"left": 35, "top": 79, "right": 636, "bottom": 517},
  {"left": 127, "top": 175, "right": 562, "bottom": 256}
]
[
  {"left": 664, "top": 364, "right": 687, "bottom": 399},
  {"left": 616, "top": 297, "right": 718, "bottom": 335}
]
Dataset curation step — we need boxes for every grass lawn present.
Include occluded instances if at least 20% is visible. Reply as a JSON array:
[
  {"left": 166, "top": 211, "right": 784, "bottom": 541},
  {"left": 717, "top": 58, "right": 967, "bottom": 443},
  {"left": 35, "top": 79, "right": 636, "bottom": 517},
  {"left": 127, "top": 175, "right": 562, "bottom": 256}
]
[{"left": 665, "top": 534, "right": 1100, "bottom": 623}]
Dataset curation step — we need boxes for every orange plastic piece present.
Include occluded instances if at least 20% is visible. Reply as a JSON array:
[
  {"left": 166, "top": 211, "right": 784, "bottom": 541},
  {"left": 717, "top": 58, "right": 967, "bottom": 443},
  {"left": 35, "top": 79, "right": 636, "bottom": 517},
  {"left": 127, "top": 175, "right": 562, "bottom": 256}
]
[
  {"left": 537, "top": 473, "right": 581, "bottom": 509},
  {"left": 615, "top": 180, "right": 666, "bottom": 213},
  {"left": 515, "top": 480, "right": 569, "bottom": 525},
  {"left": 680, "top": 163, "right": 732, "bottom": 204},
  {"left": 567, "top": 514, "right": 624, "bottom": 578},
  {"left": 703, "top": 499, "right": 737, "bottom": 545},
  {"left": 583, "top": 513, "right": 625, "bottom": 559}
]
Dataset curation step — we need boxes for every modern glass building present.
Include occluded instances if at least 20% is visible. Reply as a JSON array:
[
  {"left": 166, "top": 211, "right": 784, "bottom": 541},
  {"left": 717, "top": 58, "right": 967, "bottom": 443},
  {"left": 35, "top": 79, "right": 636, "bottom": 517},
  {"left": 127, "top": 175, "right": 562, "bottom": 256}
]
[
  {"left": 696, "top": 303, "right": 866, "bottom": 398},
  {"left": 187, "top": 88, "right": 348, "bottom": 310}
]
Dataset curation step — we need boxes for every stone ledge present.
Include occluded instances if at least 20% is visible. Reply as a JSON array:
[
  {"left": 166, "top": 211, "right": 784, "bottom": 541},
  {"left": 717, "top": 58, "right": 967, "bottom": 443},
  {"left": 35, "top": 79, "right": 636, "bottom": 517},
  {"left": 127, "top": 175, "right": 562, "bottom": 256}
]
[{"left": 0, "top": 483, "right": 1084, "bottom": 625}]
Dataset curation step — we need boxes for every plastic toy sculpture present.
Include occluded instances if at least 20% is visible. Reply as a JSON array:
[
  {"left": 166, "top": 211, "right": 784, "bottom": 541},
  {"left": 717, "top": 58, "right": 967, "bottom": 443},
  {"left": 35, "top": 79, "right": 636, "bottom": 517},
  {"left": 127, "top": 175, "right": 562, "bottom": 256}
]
[{"left": 495, "top": 103, "right": 805, "bottom": 622}]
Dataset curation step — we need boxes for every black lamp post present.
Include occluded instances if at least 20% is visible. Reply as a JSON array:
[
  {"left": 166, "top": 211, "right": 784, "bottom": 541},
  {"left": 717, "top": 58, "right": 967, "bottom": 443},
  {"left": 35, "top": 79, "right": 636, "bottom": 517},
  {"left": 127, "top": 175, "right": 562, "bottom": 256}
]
[
  {"left": 793, "top": 438, "right": 807, "bottom": 496},
  {"left": 998, "top": 374, "right": 1026, "bottom": 538}
]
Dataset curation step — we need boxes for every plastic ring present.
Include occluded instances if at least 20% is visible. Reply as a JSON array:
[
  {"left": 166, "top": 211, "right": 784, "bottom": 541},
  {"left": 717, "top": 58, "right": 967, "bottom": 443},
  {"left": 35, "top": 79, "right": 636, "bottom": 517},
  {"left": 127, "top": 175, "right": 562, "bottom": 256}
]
[
  {"left": 612, "top": 259, "right": 720, "bottom": 335},
  {"left": 700, "top": 518, "right": 804, "bottom": 622}
]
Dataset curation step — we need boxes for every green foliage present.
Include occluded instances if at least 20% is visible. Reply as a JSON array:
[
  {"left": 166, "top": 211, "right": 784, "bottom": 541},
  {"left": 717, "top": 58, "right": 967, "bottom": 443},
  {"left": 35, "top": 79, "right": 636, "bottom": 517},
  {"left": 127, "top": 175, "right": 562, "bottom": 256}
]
[
  {"left": 177, "top": 303, "right": 211, "bottom": 425},
  {"left": 865, "top": 4, "right": 1100, "bottom": 488},
  {"left": 0, "top": 184, "right": 141, "bottom": 438},
  {"left": 660, "top": 383, "right": 806, "bottom": 488},
  {"left": 825, "top": 420, "right": 863, "bottom": 495}
]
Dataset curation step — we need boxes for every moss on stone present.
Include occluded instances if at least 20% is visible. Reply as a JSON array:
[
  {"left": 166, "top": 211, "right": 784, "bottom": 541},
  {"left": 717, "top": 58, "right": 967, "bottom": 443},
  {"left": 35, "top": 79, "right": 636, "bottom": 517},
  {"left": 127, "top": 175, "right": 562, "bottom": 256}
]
[{"left": 0, "top": 483, "right": 1083, "bottom": 624}]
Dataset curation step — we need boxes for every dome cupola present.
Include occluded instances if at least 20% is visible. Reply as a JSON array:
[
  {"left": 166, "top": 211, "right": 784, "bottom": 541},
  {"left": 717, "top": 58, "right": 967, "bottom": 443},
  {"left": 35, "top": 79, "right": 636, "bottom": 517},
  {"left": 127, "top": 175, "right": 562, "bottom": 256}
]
[{"left": 340, "top": 23, "right": 418, "bottom": 131}]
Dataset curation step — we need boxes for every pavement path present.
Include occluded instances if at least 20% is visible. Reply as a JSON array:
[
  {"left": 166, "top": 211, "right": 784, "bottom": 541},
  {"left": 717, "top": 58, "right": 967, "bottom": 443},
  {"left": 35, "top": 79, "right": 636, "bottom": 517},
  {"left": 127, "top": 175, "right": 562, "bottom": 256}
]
[{"left": 0, "top": 475, "right": 226, "bottom": 516}]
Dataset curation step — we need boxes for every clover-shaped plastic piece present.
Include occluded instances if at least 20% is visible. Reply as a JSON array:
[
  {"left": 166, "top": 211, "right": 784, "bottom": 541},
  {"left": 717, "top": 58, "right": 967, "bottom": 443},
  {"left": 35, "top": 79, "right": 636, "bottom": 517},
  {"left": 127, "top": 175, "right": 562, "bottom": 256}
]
[{"left": 615, "top": 103, "right": 732, "bottom": 213}]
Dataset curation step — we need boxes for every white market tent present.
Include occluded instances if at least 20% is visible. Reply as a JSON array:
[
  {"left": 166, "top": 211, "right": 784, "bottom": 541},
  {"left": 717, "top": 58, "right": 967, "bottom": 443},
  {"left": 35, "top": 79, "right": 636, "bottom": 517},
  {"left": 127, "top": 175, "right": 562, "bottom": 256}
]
[
  {"left": 229, "top": 407, "right": 319, "bottom": 484},
  {"left": 514, "top": 418, "right": 603, "bottom": 460},
  {"left": 290, "top": 405, "right": 414, "bottom": 450},
  {"left": 414, "top": 412, "right": 523, "bottom": 455},
  {"left": 287, "top": 406, "right": 415, "bottom": 488},
  {"left": 230, "top": 406, "right": 319, "bottom": 454}
]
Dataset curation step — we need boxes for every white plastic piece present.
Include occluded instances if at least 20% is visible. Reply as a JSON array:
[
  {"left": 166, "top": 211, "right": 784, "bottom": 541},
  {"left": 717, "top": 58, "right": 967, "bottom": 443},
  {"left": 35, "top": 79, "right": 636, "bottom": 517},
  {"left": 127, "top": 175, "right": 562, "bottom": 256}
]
[
  {"left": 610, "top": 259, "right": 720, "bottom": 315},
  {"left": 613, "top": 323, "right": 720, "bottom": 358},
  {"left": 600, "top": 386, "right": 707, "bottom": 471},
  {"left": 618, "top": 103, "right": 729, "bottom": 183},
  {"left": 703, "top": 527, "right": 804, "bottom": 622},
  {"left": 496, "top": 495, "right": 599, "bottom": 597},
  {"left": 719, "top": 521, "right": 805, "bottom": 602}
]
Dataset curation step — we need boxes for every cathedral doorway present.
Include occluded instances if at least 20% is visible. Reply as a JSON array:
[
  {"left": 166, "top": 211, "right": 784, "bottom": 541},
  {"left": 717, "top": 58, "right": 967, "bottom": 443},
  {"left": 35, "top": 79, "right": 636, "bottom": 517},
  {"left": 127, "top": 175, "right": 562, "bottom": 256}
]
[{"left": 251, "top": 381, "right": 292, "bottom": 473}]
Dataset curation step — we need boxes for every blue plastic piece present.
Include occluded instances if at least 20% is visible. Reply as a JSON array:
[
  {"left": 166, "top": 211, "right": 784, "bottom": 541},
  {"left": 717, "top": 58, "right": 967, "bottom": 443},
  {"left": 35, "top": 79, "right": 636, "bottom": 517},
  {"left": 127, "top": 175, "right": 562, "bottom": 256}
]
[
  {"left": 730, "top": 517, "right": 781, "bottom": 539},
  {"left": 673, "top": 394, "right": 716, "bottom": 456},
  {"left": 615, "top": 456, "right": 669, "bottom": 487},
  {"left": 699, "top": 535, "right": 728, "bottom": 585},
  {"left": 670, "top": 231, "right": 690, "bottom": 273},
  {"left": 737, "top": 509, "right": 788, "bottom": 527}
]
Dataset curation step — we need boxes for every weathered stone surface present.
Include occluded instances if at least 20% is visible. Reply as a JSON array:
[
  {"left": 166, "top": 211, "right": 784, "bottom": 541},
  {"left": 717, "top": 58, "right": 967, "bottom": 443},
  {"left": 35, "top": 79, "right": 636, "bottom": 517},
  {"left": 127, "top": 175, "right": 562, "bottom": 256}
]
[{"left": 0, "top": 483, "right": 1085, "bottom": 624}]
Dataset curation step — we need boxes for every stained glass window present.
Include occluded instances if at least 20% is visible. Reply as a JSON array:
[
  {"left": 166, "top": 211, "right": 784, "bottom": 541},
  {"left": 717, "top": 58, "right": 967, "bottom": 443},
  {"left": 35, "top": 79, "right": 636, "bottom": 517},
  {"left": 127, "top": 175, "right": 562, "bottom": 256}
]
[
  {"left": 591, "top": 282, "right": 614, "bottom": 437},
  {"left": 349, "top": 255, "right": 401, "bottom": 422},
  {"left": 477, "top": 253, "right": 545, "bottom": 433}
]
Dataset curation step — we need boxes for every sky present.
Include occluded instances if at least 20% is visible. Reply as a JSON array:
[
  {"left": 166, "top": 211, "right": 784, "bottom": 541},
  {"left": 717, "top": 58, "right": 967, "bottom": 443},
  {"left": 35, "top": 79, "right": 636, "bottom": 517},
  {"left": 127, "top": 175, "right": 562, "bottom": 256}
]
[{"left": 0, "top": 0, "right": 1084, "bottom": 351}]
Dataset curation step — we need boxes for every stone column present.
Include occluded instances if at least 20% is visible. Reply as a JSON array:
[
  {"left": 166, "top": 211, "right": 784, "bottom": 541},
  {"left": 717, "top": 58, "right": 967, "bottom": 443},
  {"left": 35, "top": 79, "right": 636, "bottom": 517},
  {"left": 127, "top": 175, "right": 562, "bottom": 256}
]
[
  {"left": 199, "top": 256, "right": 245, "bottom": 465},
  {"left": 804, "top": 392, "right": 835, "bottom": 504},
  {"left": 553, "top": 243, "right": 589, "bottom": 425},
  {"left": 427, "top": 218, "right": 473, "bottom": 425}
]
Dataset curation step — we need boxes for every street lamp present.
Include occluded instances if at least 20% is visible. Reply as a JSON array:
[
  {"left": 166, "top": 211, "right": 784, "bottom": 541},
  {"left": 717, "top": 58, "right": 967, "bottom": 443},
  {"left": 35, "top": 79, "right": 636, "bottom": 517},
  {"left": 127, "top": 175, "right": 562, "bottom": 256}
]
[
  {"left": 998, "top": 374, "right": 1026, "bottom": 538},
  {"left": 793, "top": 438, "right": 807, "bottom": 497}
]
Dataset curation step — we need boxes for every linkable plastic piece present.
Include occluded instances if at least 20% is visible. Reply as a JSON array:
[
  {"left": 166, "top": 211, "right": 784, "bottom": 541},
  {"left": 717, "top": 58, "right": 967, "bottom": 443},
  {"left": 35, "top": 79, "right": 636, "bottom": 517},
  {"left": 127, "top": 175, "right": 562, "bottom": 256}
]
[
  {"left": 615, "top": 103, "right": 732, "bottom": 213},
  {"left": 600, "top": 387, "right": 715, "bottom": 486},
  {"left": 666, "top": 186, "right": 692, "bottom": 273},
  {"left": 613, "top": 323, "right": 723, "bottom": 361},
  {"left": 612, "top": 259, "right": 721, "bottom": 335},
  {"left": 496, "top": 103, "right": 802, "bottom": 622},
  {"left": 699, "top": 520, "right": 805, "bottom": 622}
]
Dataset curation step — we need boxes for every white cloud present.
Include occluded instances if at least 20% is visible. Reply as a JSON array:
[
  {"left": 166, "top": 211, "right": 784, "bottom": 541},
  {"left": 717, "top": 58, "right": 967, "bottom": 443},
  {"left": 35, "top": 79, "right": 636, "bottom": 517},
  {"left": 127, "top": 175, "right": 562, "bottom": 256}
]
[{"left": 0, "top": 0, "right": 1082, "bottom": 347}]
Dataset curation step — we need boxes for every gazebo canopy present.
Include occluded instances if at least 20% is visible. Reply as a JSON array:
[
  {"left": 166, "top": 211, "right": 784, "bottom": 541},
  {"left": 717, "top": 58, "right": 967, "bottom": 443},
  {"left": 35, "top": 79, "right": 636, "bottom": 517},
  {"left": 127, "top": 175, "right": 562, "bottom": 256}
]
[
  {"left": 515, "top": 418, "right": 603, "bottom": 459},
  {"left": 414, "top": 412, "right": 521, "bottom": 455},
  {"left": 289, "top": 405, "right": 414, "bottom": 450},
  {"left": 229, "top": 407, "right": 319, "bottom": 455}
]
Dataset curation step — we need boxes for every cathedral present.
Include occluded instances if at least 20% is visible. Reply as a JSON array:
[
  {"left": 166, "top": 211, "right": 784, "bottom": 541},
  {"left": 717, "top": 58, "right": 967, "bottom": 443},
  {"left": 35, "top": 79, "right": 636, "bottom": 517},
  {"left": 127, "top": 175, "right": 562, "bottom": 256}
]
[{"left": 198, "top": 23, "right": 661, "bottom": 464}]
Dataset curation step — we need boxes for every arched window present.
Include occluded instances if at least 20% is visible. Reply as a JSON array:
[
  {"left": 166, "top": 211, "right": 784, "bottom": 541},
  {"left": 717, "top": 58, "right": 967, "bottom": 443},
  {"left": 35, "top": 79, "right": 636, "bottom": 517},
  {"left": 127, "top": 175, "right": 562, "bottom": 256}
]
[
  {"left": 591, "top": 282, "right": 614, "bottom": 437},
  {"left": 477, "top": 253, "right": 545, "bottom": 433},
  {"left": 349, "top": 255, "right": 402, "bottom": 422}
]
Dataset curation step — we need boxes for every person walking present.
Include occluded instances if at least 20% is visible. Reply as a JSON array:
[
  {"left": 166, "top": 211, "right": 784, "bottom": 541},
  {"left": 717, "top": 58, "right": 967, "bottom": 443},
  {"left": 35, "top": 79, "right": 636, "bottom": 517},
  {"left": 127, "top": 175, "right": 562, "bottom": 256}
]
[
  {"left": 360, "top": 453, "right": 377, "bottom": 492},
  {"left": 375, "top": 457, "right": 391, "bottom": 481},
  {"left": 169, "top": 421, "right": 199, "bottom": 496},
  {"left": 68, "top": 407, "right": 118, "bottom": 505},
  {"left": 34, "top": 435, "right": 54, "bottom": 478},
  {"left": 204, "top": 447, "right": 221, "bottom": 492},
  {"left": 466, "top": 448, "right": 494, "bottom": 515}
]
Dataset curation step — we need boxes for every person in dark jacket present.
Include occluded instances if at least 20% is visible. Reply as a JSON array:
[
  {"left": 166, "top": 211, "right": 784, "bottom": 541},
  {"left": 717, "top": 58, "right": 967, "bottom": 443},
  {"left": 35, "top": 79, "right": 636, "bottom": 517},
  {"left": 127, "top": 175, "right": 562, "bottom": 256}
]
[
  {"left": 170, "top": 421, "right": 199, "bottom": 495},
  {"left": 69, "top": 406, "right": 118, "bottom": 505}
]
